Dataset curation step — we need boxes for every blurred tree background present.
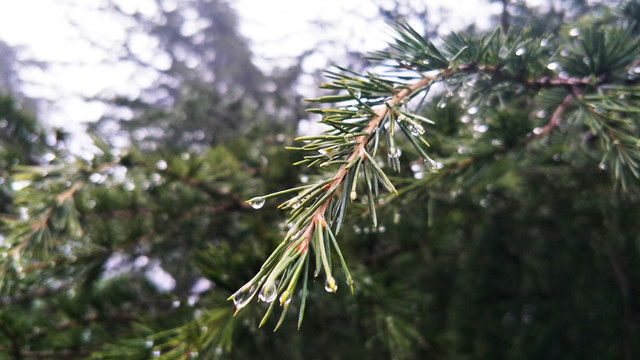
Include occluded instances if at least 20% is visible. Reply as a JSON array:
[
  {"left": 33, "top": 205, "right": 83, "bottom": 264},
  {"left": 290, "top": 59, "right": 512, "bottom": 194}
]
[{"left": 1, "top": 0, "right": 640, "bottom": 359}]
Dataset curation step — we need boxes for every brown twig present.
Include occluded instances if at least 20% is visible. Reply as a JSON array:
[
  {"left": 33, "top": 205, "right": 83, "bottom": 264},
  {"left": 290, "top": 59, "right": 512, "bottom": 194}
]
[
  {"left": 296, "top": 76, "right": 435, "bottom": 253},
  {"left": 535, "top": 91, "right": 576, "bottom": 137}
]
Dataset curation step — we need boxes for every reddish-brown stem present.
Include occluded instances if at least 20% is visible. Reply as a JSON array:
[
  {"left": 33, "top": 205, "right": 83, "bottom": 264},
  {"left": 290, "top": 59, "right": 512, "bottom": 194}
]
[
  {"left": 536, "top": 91, "right": 575, "bottom": 137},
  {"left": 296, "top": 76, "right": 434, "bottom": 251}
]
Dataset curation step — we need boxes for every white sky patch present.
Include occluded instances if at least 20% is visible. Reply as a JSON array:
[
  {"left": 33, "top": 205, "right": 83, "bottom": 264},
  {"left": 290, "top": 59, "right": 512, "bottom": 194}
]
[
  {"left": 0, "top": 0, "right": 522, "bottom": 128},
  {"left": 145, "top": 260, "right": 176, "bottom": 292}
]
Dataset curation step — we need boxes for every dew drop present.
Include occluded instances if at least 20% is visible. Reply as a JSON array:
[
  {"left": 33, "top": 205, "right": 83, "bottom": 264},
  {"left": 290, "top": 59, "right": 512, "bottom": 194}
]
[
  {"left": 292, "top": 201, "right": 301, "bottom": 209},
  {"left": 258, "top": 283, "right": 277, "bottom": 303},
  {"left": 515, "top": 47, "right": 526, "bottom": 56},
  {"left": 599, "top": 163, "right": 607, "bottom": 171},
  {"left": 152, "top": 350, "right": 161, "bottom": 357},
  {"left": 350, "top": 190, "right": 357, "bottom": 201},
  {"left": 353, "top": 90, "right": 361, "bottom": 99},
  {"left": 409, "top": 123, "right": 425, "bottom": 136},
  {"left": 247, "top": 197, "right": 265, "bottom": 209},
  {"left": 145, "top": 340, "right": 154, "bottom": 348},
  {"left": 344, "top": 133, "right": 356, "bottom": 143},
  {"left": 387, "top": 147, "right": 402, "bottom": 159},
  {"left": 325, "top": 277, "right": 338, "bottom": 293},
  {"left": 155, "top": 160, "right": 167, "bottom": 170},
  {"left": 547, "top": 62, "right": 559, "bottom": 71},
  {"left": 279, "top": 291, "right": 292, "bottom": 305},
  {"left": 232, "top": 285, "right": 257, "bottom": 310},
  {"left": 540, "top": 38, "right": 549, "bottom": 47},
  {"left": 189, "top": 352, "right": 199, "bottom": 358},
  {"left": 438, "top": 101, "right": 447, "bottom": 109},
  {"left": 569, "top": 28, "right": 580, "bottom": 37},
  {"left": 397, "top": 115, "right": 408, "bottom": 123}
]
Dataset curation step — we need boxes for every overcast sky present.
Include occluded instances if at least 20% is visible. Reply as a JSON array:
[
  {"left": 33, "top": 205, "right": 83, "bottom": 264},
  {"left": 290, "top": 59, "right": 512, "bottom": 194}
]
[{"left": 0, "top": 0, "right": 532, "bottom": 129}]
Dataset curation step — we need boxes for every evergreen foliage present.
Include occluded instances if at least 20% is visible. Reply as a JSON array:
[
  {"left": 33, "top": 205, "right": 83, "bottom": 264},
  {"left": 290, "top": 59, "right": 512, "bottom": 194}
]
[{"left": 1, "top": 1, "right": 640, "bottom": 359}]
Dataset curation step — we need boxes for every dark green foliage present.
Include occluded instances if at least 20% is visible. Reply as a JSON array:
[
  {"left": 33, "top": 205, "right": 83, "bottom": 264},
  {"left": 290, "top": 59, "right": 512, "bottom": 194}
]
[{"left": 2, "top": 1, "right": 640, "bottom": 359}]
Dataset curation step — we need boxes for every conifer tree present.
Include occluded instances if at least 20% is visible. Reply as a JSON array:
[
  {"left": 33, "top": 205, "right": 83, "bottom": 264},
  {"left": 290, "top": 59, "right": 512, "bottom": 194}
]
[{"left": 2, "top": 1, "right": 640, "bottom": 359}]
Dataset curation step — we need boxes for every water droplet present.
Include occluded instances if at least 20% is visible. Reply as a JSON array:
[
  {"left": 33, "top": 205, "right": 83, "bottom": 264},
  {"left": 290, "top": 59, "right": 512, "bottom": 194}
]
[
  {"left": 569, "top": 28, "right": 580, "bottom": 37},
  {"left": 560, "top": 49, "right": 569, "bottom": 57},
  {"left": 468, "top": 106, "right": 479, "bottom": 115},
  {"left": 533, "top": 127, "right": 543, "bottom": 135},
  {"left": 409, "top": 124, "right": 425, "bottom": 136},
  {"left": 599, "top": 163, "right": 607, "bottom": 171},
  {"left": 350, "top": 190, "right": 357, "bottom": 201},
  {"left": 515, "top": 47, "right": 526, "bottom": 56},
  {"left": 279, "top": 291, "right": 292, "bottom": 305},
  {"left": 247, "top": 197, "right": 265, "bottom": 209},
  {"left": 397, "top": 115, "right": 408, "bottom": 123},
  {"left": 353, "top": 90, "right": 361, "bottom": 99},
  {"left": 457, "top": 146, "right": 466, "bottom": 155},
  {"left": 378, "top": 225, "right": 386, "bottom": 233},
  {"left": 258, "top": 283, "right": 277, "bottom": 303},
  {"left": 318, "top": 148, "right": 328, "bottom": 155},
  {"left": 145, "top": 340, "right": 154, "bottom": 348},
  {"left": 387, "top": 147, "right": 401, "bottom": 159},
  {"left": 540, "top": 38, "right": 549, "bottom": 47},
  {"left": 473, "top": 124, "right": 489, "bottom": 133},
  {"left": 634, "top": 67, "right": 640, "bottom": 74},
  {"left": 152, "top": 350, "right": 161, "bottom": 357},
  {"left": 325, "top": 277, "right": 338, "bottom": 293},
  {"left": 232, "top": 285, "right": 257, "bottom": 310},
  {"left": 155, "top": 160, "right": 167, "bottom": 170},
  {"left": 547, "top": 62, "right": 559, "bottom": 71},
  {"left": 344, "top": 133, "right": 356, "bottom": 143},
  {"left": 438, "top": 101, "right": 447, "bottom": 109},
  {"left": 189, "top": 352, "right": 199, "bottom": 358},
  {"left": 292, "top": 201, "right": 301, "bottom": 209},
  {"left": 172, "top": 300, "right": 180, "bottom": 308}
]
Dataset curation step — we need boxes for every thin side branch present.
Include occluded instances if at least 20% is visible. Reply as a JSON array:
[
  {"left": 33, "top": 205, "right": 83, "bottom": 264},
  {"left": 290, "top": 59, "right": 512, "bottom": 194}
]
[{"left": 296, "top": 77, "right": 434, "bottom": 254}]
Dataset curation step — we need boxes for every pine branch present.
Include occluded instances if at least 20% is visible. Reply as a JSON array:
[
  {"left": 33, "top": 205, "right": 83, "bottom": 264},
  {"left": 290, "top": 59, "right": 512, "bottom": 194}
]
[{"left": 229, "top": 73, "right": 435, "bottom": 328}]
